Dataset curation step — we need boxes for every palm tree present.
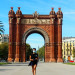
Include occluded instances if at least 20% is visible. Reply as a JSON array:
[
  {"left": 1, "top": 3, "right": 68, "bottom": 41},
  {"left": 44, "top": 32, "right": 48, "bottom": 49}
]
[{"left": 0, "top": 21, "right": 5, "bottom": 33}]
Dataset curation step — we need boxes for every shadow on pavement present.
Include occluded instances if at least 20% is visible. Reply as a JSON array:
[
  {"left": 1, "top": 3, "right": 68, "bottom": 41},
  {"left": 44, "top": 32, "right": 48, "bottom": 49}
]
[{"left": 0, "top": 69, "right": 12, "bottom": 71}]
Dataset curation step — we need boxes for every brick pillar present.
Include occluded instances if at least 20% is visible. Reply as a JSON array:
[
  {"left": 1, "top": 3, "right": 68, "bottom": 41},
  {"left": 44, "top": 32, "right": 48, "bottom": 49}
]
[
  {"left": 49, "top": 8, "right": 56, "bottom": 62},
  {"left": 8, "top": 18, "right": 13, "bottom": 62},
  {"left": 50, "top": 18, "right": 56, "bottom": 62},
  {"left": 57, "top": 8, "right": 63, "bottom": 62},
  {"left": 15, "top": 18, "right": 21, "bottom": 62},
  {"left": 12, "top": 19, "right": 16, "bottom": 61},
  {"left": 57, "top": 18, "right": 63, "bottom": 62},
  {"left": 45, "top": 44, "right": 47, "bottom": 62},
  {"left": 8, "top": 7, "right": 15, "bottom": 62},
  {"left": 54, "top": 23, "right": 58, "bottom": 61},
  {"left": 14, "top": 7, "right": 22, "bottom": 62},
  {"left": 45, "top": 43, "right": 50, "bottom": 62},
  {"left": 22, "top": 43, "right": 26, "bottom": 62}
]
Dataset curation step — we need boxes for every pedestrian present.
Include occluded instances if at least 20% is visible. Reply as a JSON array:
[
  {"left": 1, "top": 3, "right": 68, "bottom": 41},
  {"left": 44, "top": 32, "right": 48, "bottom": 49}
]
[{"left": 28, "top": 48, "right": 38, "bottom": 75}]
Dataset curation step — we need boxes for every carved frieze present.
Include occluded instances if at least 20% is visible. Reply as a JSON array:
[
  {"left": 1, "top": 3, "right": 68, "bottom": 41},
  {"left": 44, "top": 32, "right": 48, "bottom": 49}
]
[{"left": 21, "top": 19, "right": 50, "bottom": 24}]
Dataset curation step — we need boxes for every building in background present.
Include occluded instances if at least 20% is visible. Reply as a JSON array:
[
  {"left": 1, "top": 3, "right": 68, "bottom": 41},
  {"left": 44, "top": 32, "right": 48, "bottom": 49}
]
[
  {"left": 62, "top": 37, "right": 75, "bottom": 61},
  {"left": 0, "top": 34, "right": 9, "bottom": 44}
]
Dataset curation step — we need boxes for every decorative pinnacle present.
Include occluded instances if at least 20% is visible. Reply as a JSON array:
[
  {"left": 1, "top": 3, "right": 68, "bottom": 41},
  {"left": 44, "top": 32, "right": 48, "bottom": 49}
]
[
  {"left": 18, "top": 7, "right": 20, "bottom": 10},
  {"left": 11, "top": 7, "right": 13, "bottom": 10},
  {"left": 58, "top": 8, "right": 61, "bottom": 10},
  {"left": 52, "top": 8, "right": 54, "bottom": 10}
]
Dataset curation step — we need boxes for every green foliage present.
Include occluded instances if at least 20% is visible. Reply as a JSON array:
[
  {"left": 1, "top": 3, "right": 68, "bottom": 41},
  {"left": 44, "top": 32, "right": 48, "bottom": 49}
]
[
  {"left": 26, "top": 43, "right": 33, "bottom": 61},
  {"left": 0, "top": 62, "right": 11, "bottom": 65},
  {"left": 64, "top": 63, "right": 75, "bottom": 65},
  {"left": 0, "top": 42, "right": 8, "bottom": 60},
  {"left": 37, "top": 46, "right": 45, "bottom": 61},
  {"left": 0, "top": 21, "right": 5, "bottom": 33},
  {"left": 0, "top": 42, "right": 32, "bottom": 61}
]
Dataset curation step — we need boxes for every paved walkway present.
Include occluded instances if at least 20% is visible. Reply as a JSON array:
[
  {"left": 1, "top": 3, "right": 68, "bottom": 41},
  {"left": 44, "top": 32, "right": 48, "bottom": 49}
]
[{"left": 0, "top": 62, "right": 75, "bottom": 75}]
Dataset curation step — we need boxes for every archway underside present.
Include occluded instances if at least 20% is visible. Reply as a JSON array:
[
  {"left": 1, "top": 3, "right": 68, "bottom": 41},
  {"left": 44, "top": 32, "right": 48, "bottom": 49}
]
[{"left": 22, "top": 27, "right": 50, "bottom": 44}]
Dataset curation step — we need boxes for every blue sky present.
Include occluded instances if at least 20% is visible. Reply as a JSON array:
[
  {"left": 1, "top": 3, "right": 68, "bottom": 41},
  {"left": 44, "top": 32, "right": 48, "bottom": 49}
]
[
  {"left": 26, "top": 33, "right": 44, "bottom": 50},
  {"left": 0, "top": 0, "right": 75, "bottom": 50}
]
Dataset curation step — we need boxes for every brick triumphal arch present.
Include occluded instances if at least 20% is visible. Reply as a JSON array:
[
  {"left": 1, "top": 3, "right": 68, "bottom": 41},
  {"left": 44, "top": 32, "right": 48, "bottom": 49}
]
[{"left": 8, "top": 7, "right": 63, "bottom": 62}]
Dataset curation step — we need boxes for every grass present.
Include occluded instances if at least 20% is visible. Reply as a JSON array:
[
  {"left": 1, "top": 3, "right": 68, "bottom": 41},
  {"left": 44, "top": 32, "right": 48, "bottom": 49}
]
[
  {"left": 0, "top": 62, "right": 11, "bottom": 65},
  {"left": 64, "top": 63, "right": 75, "bottom": 65}
]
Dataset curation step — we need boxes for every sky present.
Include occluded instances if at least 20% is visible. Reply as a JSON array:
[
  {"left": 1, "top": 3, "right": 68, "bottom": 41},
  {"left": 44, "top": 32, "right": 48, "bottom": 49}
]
[{"left": 0, "top": 0, "right": 75, "bottom": 50}]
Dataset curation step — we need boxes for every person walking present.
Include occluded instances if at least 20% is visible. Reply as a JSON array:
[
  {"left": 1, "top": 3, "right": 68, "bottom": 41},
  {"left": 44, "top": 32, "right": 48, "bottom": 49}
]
[{"left": 28, "top": 48, "right": 38, "bottom": 75}]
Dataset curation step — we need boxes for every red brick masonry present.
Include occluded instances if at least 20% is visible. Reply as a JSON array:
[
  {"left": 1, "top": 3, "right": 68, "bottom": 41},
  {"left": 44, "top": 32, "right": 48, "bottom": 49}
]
[{"left": 8, "top": 7, "right": 63, "bottom": 62}]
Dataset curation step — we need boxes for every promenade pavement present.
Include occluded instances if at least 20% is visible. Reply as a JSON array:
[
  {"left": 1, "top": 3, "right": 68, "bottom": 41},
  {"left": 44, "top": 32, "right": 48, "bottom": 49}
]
[{"left": 0, "top": 62, "right": 75, "bottom": 75}]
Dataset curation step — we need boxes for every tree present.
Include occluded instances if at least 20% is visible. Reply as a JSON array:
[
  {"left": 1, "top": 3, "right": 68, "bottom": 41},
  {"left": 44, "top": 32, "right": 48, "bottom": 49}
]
[
  {"left": 0, "top": 42, "right": 32, "bottom": 61},
  {"left": 0, "top": 42, "right": 8, "bottom": 60},
  {"left": 37, "top": 46, "right": 45, "bottom": 61},
  {"left": 0, "top": 21, "right": 5, "bottom": 33},
  {"left": 26, "top": 43, "right": 33, "bottom": 61}
]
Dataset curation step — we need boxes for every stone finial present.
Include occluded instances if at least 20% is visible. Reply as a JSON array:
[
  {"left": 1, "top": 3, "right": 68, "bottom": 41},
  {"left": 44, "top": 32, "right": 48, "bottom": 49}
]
[
  {"left": 58, "top": 8, "right": 61, "bottom": 10},
  {"left": 8, "top": 7, "right": 15, "bottom": 18},
  {"left": 57, "top": 8, "right": 63, "bottom": 18},
  {"left": 18, "top": 7, "right": 20, "bottom": 10},
  {"left": 52, "top": 7, "right": 54, "bottom": 10},
  {"left": 50, "top": 7, "right": 55, "bottom": 16},
  {"left": 16, "top": 7, "right": 22, "bottom": 17},
  {"left": 11, "top": 7, "right": 13, "bottom": 10},
  {"left": 57, "top": 8, "right": 62, "bottom": 15}
]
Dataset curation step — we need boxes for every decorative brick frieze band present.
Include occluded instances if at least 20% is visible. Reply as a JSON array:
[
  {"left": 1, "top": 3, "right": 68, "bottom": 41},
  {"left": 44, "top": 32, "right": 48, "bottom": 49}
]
[{"left": 9, "top": 42, "right": 27, "bottom": 46}]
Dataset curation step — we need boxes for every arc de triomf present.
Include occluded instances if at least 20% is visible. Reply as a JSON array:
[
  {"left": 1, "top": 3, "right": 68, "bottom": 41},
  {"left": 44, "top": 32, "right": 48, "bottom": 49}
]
[{"left": 8, "top": 7, "right": 63, "bottom": 62}]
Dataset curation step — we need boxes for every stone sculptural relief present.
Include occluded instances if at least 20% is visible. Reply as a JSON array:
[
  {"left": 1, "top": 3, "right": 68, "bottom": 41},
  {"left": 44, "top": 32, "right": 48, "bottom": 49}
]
[{"left": 21, "top": 19, "right": 50, "bottom": 24}]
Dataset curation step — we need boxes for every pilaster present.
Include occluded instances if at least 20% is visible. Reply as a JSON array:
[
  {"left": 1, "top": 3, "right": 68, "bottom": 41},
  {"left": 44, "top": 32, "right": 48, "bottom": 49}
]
[
  {"left": 8, "top": 7, "right": 15, "bottom": 62},
  {"left": 49, "top": 8, "right": 56, "bottom": 62},
  {"left": 15, "top": 7, "right": 22, "bottom": 62},
  {"left": 57, "top": 8, "right": 63, "bottom": 62}
]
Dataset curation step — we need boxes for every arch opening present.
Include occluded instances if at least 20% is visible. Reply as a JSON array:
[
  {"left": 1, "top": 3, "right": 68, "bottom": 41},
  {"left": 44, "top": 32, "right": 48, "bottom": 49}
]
[
  {"left": 26, "top": 33, "right": 45, "bottom": 62},
  {"left": 22, "top": 27, "right": 50, "bottom": 62}
]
